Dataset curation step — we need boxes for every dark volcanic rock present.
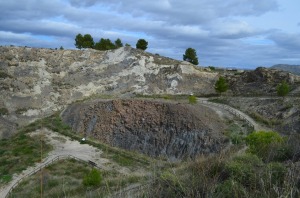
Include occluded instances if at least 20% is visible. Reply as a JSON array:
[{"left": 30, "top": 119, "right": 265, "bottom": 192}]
[{"left": 61, "top": 99, "right": 228, "bottom": 160}]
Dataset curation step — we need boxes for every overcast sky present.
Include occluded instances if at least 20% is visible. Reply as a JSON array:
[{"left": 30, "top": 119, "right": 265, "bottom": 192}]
[{"left": 0, "top": 0, "right": 299, "bottom": 68}]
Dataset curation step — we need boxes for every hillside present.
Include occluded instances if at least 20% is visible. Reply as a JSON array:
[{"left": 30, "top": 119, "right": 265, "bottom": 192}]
[
  {"left": 0, "top": 46, "right": 217, "bottom": 138},
  {"left": 226, "top": 67, "right": 300, "bottom": 96},
  {"left": 270, "top": 64, "right": 300, "bottom": 75}
]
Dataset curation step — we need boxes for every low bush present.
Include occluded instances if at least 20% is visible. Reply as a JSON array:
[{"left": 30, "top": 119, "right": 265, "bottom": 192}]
[
  {"left": 0, "top": 108, "right": 8, "bottom": 115},
  {"left": 188, "top": 95, "right": 197, "bottom": 104},
  {"left": 245, "top": 131, "right": 291, "bottom": 162},
  {"left": 83, "top": 168, "right": 102, "bottom": 187}
]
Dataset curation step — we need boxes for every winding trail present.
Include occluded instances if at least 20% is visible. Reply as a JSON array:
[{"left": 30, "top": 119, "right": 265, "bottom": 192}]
[
  {"left": 198, "top": 98, "right": 270, "bottom": 132},
  {"left": 0, "top": 128, "right": 126, "bottom": 198}
]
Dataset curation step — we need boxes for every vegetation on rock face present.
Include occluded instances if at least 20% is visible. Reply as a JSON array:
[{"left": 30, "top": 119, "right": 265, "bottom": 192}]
[
  {"left": 215, "top": 76, "right": 229, "bottom": 94},
  {"left": 183, "top": 48, "right": 199, "bottom": 65},
  {"left": 136, "top": 39, "right": 148, "bottom": 50},
  {"left": 276, "top": 81, "right": 290, "bottom": 96}
]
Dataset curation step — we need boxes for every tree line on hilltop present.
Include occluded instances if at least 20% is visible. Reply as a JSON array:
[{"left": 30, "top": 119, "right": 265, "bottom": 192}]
[
  {"left": 74, "top": 33, "right": 148, "bottom": 51},
  {"left": 75, "top": 33, "right": 200, "bottom": 66}
]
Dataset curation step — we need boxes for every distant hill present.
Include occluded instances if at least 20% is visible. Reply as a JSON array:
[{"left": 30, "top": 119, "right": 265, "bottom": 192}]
[{"left": 270, "top": 64, "right": 300, "bottom": 75}]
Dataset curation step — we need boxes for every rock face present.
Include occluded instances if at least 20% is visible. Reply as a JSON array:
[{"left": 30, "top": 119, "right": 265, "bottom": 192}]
[
  {"left": 0, "top": 46, "right": 218, "bottom": 138},
  {"left": 227, "top": 67, "right": 300, "bottom": 96},
  {"left": 61, "top": 99, "right": 228, "bottom": 160}
]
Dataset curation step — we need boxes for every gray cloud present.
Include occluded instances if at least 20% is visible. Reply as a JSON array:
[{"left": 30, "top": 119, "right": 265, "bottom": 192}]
[
  {"left": 269, "top": 32, "right": 300, "bottom": 50},
  {"left": 0, "top": 0, "right": 299, "bottom": 68}
]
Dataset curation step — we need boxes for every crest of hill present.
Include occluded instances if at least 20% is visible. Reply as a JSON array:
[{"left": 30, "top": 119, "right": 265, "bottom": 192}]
[{"left": 270, "top": 64, "right": 300, "bottom": 76}]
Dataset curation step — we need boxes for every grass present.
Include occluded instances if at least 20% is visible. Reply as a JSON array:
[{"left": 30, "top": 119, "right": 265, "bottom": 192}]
[
  {"left": 0, "top": 132, "right": 52, "bottom": 186},
  {"left": 225, "top": 123, "right": 246, "bottom": 145},
  {"left": 249, "top": 112, "right": 282, "bottom": 127},
  {"left": 8, "top": 158, "right": 148, "bottom": 198},
  {"left": 145, "top": 147, "right": 298, "bottom": 198}
]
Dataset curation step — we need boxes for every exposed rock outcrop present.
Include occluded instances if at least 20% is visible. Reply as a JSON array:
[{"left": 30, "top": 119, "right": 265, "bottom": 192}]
[
  {"left": 0, "top": 46, "right": 218, "bottom": 138},
  {"left": 226, "top": 67, "right": 300, "bottom": 96},
  {"left": 61, "top": 99, "right": 228, "bottom": 160}
]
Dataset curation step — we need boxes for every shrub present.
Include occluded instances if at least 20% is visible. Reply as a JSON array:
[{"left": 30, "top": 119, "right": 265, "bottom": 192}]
[
  {"left": 276, "top": 81, "right": 290, "bottom": 97},
  {"left": 158, "top": 171, "right": 186, "bottom": 197},
  {"left": 83, "top": 168, "right": 102, "bottom": 187},
  {"left": 188, "top": 95, "right": 197, "bottom": 104},
  {"left": 214, "top": 180, "right": 247, "bottom": 198},
  {"left": 225, "top": 154, "right": 263, "bottom": 188},
  {"left": 0, "top": 108, "right": 8, "bottom": 115},
  {"left": 245, "top": 131, "right": 290, "bottom": 162},
  {"left": 266, "top": 162, "right": 286, "bottom": 186},
  {"left": 215, "top": 76, "right": 228, "bottom": 94}
]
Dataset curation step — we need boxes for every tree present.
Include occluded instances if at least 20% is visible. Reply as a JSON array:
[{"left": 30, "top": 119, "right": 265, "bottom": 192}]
[
  {"left": 215, "top": 76, "right": 228, "bottom": 94},
  {"left": 94, "top": 38, "right": 115, "bottom": 50},
  {"left": 114, "top": 38, "right": 123, "bottom": 48},
  {"left": 82, "top": 34, "right": 94, "bottom": 48},
  {"left": 276, "top": 81, "right": 290, "bottom": 97},
  {"left": 183, "top": 48, "right": 199, "bottom": 65},
  {"left": 59, "top": 46, "right": 64, "bottom": 50},
  {"left": 75, "top": 34, "right": 94, "bottom": 49},
  {"left": 136, "top": 39, "right": 148, "bottom": 50},
  {"left": 75, "top": 33, "right": 84, "bottom": 49}
]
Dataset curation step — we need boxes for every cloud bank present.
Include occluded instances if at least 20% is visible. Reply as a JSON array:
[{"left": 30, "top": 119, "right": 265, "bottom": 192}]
[{"left": 0, "top": 0, "right": 299, "bottom": 68}]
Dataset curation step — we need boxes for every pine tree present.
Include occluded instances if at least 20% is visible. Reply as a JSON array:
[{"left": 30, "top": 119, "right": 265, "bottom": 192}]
[{"left": 183, "top": 48, "right": 199, "bottom": 65}]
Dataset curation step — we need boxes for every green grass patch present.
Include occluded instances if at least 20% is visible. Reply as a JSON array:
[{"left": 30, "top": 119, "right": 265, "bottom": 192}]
[
  {"left": 9, "top": 158, "right": 147, "bottom": 198},
  {"left": 0, "top": 132, "right": 52, "bottom": 186},
  {"left": 111, "top": 154, "right": 135, "bottom": 167}
]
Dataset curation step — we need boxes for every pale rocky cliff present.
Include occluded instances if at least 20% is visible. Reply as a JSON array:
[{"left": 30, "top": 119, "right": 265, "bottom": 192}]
[{"left": 0, "top": 46, "right": 217, "bottom": 138}]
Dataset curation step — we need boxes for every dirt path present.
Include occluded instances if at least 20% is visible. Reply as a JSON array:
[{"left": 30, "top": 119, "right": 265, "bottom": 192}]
[
  {"left": 0, "top": 128, "right": 132, "bottom": 198},
  {"left": 198, "top": 98, "right": 270, "bottom": 131}
]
